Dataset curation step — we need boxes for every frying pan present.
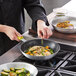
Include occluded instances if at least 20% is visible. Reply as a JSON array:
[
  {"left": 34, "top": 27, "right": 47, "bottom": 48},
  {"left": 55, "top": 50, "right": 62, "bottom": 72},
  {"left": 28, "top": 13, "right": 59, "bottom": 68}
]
[
  {"left": 0, "top": 62, "right": 38, "bottom": 76},
  {"left": 18, "top": 38, "right": 60, "bottom": 60}
]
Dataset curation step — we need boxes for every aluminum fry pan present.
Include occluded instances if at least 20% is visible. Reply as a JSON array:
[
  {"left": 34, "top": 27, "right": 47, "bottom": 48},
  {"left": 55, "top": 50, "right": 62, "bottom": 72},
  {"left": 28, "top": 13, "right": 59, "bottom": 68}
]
[{"left": 19, "top": 39, "right": 60, "bottom": 60}]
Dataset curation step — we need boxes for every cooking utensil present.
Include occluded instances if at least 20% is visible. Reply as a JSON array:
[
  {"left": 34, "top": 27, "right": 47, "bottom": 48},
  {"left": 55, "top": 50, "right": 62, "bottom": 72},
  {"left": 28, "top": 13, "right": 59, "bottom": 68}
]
[
  {"left": 18, "top": 37, "right": 60, "bottom": 60},
  {"left": 52, "top": 16, "right": 76, "bottom": 33},
  {"left": 0, "top": 62, "right": 38, "bottom": 76}
]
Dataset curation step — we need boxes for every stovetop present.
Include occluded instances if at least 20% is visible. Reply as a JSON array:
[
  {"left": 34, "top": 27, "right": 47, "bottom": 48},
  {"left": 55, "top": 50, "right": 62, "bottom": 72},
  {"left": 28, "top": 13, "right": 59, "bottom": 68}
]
[{"left": 14, "top": 44, "right": 76, "bottom": 76}]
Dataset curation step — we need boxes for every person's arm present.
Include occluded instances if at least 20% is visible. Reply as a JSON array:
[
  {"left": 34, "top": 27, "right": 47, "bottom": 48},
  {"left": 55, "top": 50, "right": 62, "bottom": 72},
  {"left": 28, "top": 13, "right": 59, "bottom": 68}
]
[
  {"left": 22, "top": 0, "right": 48, "bottom": 27},
  {"left": 22, "top": 0, "right": 52, "bottom": 38},
  {"left": 37, "top": 20, "right": 52, "bottom": 38},
  {"left": 0, "top": 25, "right": 22, "bottom": 41}
]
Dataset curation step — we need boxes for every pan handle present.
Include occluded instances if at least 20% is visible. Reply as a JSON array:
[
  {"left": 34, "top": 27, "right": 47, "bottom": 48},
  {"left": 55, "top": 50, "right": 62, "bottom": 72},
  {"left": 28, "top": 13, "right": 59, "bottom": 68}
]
[{"left": 17, "top": 36, "right": 26, "bottom": 42}]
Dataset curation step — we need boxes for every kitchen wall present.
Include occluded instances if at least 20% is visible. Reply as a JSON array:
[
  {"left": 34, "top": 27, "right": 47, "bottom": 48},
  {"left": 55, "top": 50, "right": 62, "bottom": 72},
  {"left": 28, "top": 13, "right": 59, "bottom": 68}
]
[{"left": 24, "top": 0, "right": 70, "bottom": 32}]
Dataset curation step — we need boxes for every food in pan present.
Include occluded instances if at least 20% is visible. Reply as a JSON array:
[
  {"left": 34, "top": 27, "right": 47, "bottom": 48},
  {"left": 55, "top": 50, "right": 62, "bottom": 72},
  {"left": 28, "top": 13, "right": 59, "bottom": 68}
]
[
  {"left": 56, "top": 21, "right": 73, "bottom": 28},
  {"left": 0, "top": 67, "right": 30, "bottom": 76},
  {"left": 25, "top": 46, "right": 54, "bottom": 56}
]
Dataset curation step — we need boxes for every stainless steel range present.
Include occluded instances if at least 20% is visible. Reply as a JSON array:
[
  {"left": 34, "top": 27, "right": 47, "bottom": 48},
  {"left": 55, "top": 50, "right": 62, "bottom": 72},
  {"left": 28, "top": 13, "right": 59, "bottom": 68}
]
[{"left": 13, "top": 43, "right": 76, "bottom": 76}]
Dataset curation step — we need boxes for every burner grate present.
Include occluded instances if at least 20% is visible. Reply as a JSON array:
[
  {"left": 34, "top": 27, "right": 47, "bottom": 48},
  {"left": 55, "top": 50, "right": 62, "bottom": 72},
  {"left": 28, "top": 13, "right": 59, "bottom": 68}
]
[{"left": 13, "top": 48, "right": 73, "bottom": 76}]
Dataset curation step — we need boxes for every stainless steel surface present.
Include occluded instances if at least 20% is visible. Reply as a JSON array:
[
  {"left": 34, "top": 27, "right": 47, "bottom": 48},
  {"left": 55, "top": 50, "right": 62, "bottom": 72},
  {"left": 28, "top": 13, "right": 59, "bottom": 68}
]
[
  {"left": 0, "top": 43, "right": 22, "bottom": 65},
  {"left": 52, "top": 16, "right": 76, "bottom": 33},
  {"left": 0, "top": 62, "right": 38, "bottom": 76}
]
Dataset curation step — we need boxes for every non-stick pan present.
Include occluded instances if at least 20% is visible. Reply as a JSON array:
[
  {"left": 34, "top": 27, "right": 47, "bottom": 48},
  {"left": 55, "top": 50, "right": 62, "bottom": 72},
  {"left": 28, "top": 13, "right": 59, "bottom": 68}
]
[{"left": 19, "top": 38, "right": 60, "bottom": 60}]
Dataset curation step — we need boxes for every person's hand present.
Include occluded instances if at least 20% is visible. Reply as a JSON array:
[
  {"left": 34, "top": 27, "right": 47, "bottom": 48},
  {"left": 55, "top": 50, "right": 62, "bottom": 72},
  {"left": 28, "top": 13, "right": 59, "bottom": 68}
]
[
  {"left": 37, "top": 20, "right": 52, "bottom": 39},
  {"left": 2, "top": 25, "right": 22, "bottom": 41}
]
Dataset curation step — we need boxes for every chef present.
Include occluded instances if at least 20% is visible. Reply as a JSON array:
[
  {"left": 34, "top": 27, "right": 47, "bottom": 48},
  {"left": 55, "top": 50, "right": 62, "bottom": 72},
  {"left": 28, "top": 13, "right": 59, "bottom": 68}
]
[{"left": 0, "top": 0, "right": 52, "bottom": 55}]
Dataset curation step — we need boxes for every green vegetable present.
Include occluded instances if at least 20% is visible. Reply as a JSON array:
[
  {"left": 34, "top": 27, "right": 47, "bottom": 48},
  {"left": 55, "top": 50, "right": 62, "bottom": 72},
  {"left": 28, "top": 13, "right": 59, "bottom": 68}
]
[
  {"left": 57, "top": 14, "right": 65, "bottom": 16},
  {"left": 1, "top": 68, "right": 30, "bottom": 76},
  {"left": 41, "top": 39, "right": 43, "bottom": 45},
  {"left": 41, "top": 52, "right": 45, "bottom": 56},
  {"left": 29, "top": 50, "right": 33, "bottom": 52},
  {"left": 41, "top": 49, "right": 45, "bottom": 56},
  {"left": 24, "top": 50, "right": 28, "bottom": 53},
  {"left": 41, "top": 48, "right": 44, "bottom": 52},
  {"left": 10, "top": 67, "right": 15, "bottom": 72},
  {"left": 50, "top": 49, "right": 54, "bottom": 54},
  {"left": 19, "top": 72, "right": 26, "bottom": 76},
  {"left": 3, "top": 69, "right": 10, "bottom": 73},
  {"left": 16, "top": 68, "right": 25, "bottom": 74},
  {"left": 1, "top": 72, "right": 9, "bottom": 76},
  {"left": 56, "top": 12, "right": 65, "bottom": 14},
  {"left": 15, "top": 68, "right": 21, "bottom": 70}
]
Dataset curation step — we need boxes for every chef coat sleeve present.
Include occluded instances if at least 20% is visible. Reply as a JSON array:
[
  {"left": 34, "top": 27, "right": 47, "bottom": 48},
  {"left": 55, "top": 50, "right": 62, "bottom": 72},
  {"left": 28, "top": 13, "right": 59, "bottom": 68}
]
[{"left": 22, "top": 0, "right": 49, "bottom": 32}]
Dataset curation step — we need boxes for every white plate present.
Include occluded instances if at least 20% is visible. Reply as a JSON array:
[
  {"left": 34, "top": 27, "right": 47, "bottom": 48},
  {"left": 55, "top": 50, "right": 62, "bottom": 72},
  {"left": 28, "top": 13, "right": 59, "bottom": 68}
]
[
  {"left": 0, "top": 62, "right": 38, "bottom": 76},
  {"left": 52, "top": 16, "right": 76, "bottom": 33}
]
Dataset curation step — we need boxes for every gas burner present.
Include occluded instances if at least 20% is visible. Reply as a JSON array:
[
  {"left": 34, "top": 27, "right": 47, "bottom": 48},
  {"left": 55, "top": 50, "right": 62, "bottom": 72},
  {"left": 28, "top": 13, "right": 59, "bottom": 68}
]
[
  {"left": 60, "top": 56, "right": 76, "bottom": 72},
  {"left": 33, "top": 60, "right": 54, "bottom": 67},
  {"left": 13, "top": 43, "right": 75, "bottom": 76},
  {"left": 52, "top": 51, "right": 76, "bottom": 76}
]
